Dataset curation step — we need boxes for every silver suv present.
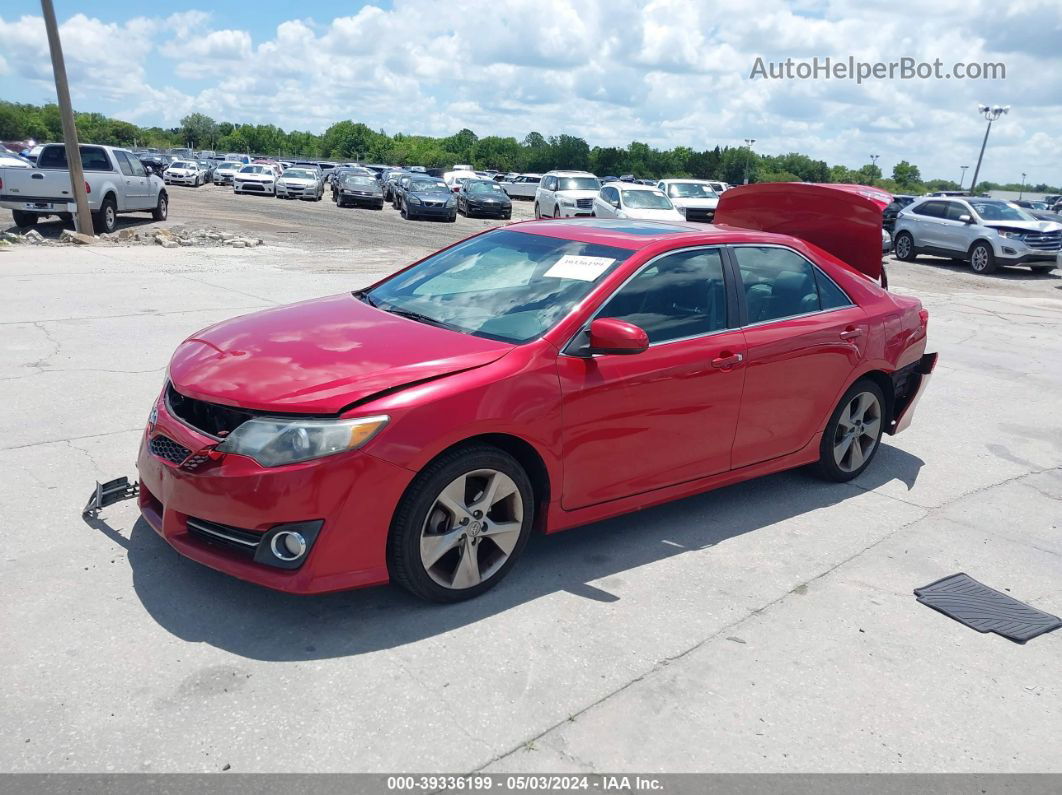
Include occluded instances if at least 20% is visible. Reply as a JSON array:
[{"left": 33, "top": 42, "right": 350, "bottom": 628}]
[
  {"left": 534, "top": 170, "right": 601, "bottom": 218},
  {"left": 893, "top": 197, "right": 1061, "bottom": 274}
]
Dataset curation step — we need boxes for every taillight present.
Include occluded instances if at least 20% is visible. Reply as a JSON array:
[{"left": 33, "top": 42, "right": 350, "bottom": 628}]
[
  {"left": 919, "top": 308, "right": 929, "bottom": 328},
  {"left": 84, "top": 181, "right": 91, "bottom": 194},
  {"left": 0, "top": 176, "right": 4, "bottom": 190}
]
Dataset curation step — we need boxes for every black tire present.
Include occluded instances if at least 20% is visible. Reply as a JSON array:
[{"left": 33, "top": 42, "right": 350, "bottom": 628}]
[
  {"left": 893, "top": 231, "right": 916, "bottom": 261},
  {"left": 968, "top": 241, "right": 997, "bottom": 274},
  {"left": 386, "top": 444, "right": 535, "bottom": 602},
  {"left": 401, "top": 205, "right": 409, "bottom": 219},
  {"left": 813, "top": 379, "right": 886, "bottom": 482},
  {"left": 553, "top": 205, "right": 561, "bottom": 219},
  {"left": 93, "top": 196, "right": 118, "bottom": 234},
  {"left": 448, "top": 212, "right": 457, "bottom": 222},
  {"left": 503, "top": 212, "right": 511, "bottom": 220},
  {"left": 375, "top": 201, "right": 384, "bottom": 210},
  {"left": 151, "top": 192, "right": 168, "bottom": 222},
  {"left": 12, "top": 210, "right": 39, "bottom": 228},
  {"left": 533, "top": 202, "right": 541, "bottom": 219},
  {"left": 58, "top": 212, "right": 73, "bottom": 225}
]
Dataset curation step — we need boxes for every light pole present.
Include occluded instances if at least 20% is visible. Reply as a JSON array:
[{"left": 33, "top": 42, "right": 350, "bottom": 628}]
[
  {"left": 968, "top": 104, "right": 1009, "bottom": 195},
  {"left": 869, "top": 154, "right": 879, "bottom": 185},
  {"left": 958, "top": 165, "right": 968, "bottom": 189},
  {"left": 743, "top": 138, "right": 756, "bottom": 185},
  {"left": 1019, "top": 172, "right": 1026, "bottom": 200}
]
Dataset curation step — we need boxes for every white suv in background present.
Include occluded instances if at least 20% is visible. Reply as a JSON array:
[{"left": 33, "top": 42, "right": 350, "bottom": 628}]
[
  {"left": 592, "top": 182, "right": 684, "bottom": 222},
  {"left": 656, "top": 179, "right": 720, "bottom": 223},
  {"left": 534, "top": 170, "right": 601, "bottom": 218},
  {"left": 893, "top": 196, "right": 1061, "bottom": 274}
]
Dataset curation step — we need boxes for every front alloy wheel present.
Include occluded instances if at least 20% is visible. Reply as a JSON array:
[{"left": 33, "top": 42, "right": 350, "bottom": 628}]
[
  {"left": 388, "top": 445, "right": 534, "bottom": 602},
  {"left": 969, "top": 242, "right": 997, "bottom": 274}
]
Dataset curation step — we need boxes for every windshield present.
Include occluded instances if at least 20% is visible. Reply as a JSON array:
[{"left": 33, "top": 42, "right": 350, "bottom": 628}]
[
  {"left": 365, "top": 229, "right": 634, "bottom": 343},
  {"left": 218, "top": 162, "right": 240, "bottom": 169},
  {"left": 970, "top": 202, "right": 1034, "bottom": 222},
  {"left": 622, "top": 189, "right": 673, "bottom": 210},
  {"left": 240, "top": 165, "right": 268, "bottom": 174},
  {"left": 171, "top": 161, "right": 194, "bottom": 169},
  {"left": 666, "top": 182, "right": 717, "bottom": 199},
  {"left": 412, "top": 179, "right": 448, "bottom": 192},
  {"left": 283, "top": 169, "right": 315, "bottom": 179},
  {"left": 468, "top": 181, "right": 506, "bottom": 194},
  {"left": 343, "top": 175, "right": 378, "bottom": 186},
  {"left": 557, "top": 177, "right": 600, "bottom": 191}
]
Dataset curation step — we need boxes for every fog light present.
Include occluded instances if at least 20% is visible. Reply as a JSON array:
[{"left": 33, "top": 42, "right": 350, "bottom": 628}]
[{"left": 271, "top": 530, "right": 307, "bottom": 561}]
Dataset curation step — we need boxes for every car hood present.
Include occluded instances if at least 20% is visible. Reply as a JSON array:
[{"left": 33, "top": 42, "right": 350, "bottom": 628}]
[
  {"left": 467, "top": 193, "right": 509, "bottom": 202},
  {"left": 671, "top": 197, "right": 719, "bottom": 209},
  {"left": 279, "top": 177, "right": 316, "bottom": 185},
  {"left": 410, "top": 190, "right": 451, "bottom": 199},
  {"left": 982, "top": 220, "right": 1062, "bottom": 233},
  {"left": 168, "top": 294, "right": 513, "bottom": 413},
  {"left": 237, "top": 173, "right": 273, "bottom": 181},
  {"left": 557, "top": 190, "right": 600, "bottom": 200}
]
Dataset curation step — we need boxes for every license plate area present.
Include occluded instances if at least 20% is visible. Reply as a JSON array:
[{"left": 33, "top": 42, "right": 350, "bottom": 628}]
[{"left": 27, "top": 202, "right": 52, "bottom": 210}]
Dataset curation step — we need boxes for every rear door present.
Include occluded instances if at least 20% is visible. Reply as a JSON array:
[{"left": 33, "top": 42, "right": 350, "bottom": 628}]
[
  {"left": 909, "top": 200, "right": 947, "bottom": 249},
  {"left": 558, "top": 246, "right": 746, "bottom": 509},
  {"left": 728, "top": 244, "right": 867, "bottom": 469}
]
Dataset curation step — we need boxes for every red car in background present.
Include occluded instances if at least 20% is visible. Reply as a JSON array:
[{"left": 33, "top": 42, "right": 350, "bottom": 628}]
[{"left": 138, "top": 184, "right": 935, "bottom": 602}]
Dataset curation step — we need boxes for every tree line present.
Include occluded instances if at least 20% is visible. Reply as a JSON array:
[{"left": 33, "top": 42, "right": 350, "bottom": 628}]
[{"left": 1, "top": 102, "right": 1056, "bottom": 195}]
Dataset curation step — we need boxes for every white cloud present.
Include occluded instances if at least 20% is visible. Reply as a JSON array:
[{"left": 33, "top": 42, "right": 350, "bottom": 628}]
[{"left": 0, "top": 0, "right": 1059, "bottom": 185}]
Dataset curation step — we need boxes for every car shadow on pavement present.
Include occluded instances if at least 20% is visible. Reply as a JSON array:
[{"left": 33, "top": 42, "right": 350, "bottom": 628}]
[{"left": 106, "top": 444, "right": 923, "bottom": 661}]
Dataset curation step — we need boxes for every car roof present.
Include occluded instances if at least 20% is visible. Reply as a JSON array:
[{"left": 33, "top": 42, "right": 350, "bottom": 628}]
[
  {"left": 505, "top": 218, "right": 789, "bottom": 250},
  {"left": 658, "top": 178, "right": 712, "bottom": 184},
  {"left": 545, "top": 170, "right": 596, "bottom": 177},
  {"left": 608, "top": 182, "right": 664, "bottom": 191}
]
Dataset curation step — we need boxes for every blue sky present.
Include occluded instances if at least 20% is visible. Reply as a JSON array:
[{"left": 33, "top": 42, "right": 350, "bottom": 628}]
[{"left": 1, "top": 0, "right": 1060, "bottom": 185}]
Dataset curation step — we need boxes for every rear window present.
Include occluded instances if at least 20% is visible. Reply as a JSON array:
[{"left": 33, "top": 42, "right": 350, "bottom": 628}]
[{"left": 36, "top": 145, "right": 113, "bottom": 171}]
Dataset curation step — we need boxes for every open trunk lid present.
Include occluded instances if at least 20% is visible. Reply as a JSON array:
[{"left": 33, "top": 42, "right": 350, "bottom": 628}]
[{"left": 714, "top": 182, "right": 892, "bottom": 281}]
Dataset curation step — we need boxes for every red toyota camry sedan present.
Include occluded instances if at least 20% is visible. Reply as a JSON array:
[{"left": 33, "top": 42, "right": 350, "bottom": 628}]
[{"left": 138, "top": 183, "right": 935, "bottom": 602}]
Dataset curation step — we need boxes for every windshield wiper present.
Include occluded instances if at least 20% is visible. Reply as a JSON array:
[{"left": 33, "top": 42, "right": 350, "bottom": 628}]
[
  {"left": 353, "top": 290, "right": 378, "bottom": 307},
  {"left": 380, "top": 305, "right": 461, "bottom": 332}
]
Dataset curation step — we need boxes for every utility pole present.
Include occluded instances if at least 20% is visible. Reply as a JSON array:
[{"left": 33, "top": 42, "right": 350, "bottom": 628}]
[
  {"left": 41, "top": 0, "right": 93, "bottom": 236},
  {"left": 743, "top": 138, "right": 756, "bottom": 185},
  {"left": 1019, "top": 172, "right": 1026, "bottom": 200},
  {"left": 869, "top": 154, "right": 879, "bottom": 185},
  {"left": 958, "top": 165, "right": 968, "bottom": 189},
  {"left": 968, "top": 104, "right": 1009, "bottom": 196}
]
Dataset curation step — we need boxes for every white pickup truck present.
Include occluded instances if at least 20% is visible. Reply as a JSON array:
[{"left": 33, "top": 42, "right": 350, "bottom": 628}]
[{"left": 0, "top": 143, "right": 168, "bottom": 233}]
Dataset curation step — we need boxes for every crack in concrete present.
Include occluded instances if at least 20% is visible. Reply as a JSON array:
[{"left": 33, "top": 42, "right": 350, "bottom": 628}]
[
  {"left": 0, "top": 427, "right": 144, "bottom": 453},
  {"left": 475, "top": 463, "right": 1061, "bottom": 773},
  {"left": 28, "top": 321, "right": 62, "bottom": 371},
  {"left": 0, "top": 305, "right": 270, "bottom": 327}
]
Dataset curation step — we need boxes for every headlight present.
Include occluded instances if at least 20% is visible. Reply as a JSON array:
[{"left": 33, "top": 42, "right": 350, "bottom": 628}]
[
  {"left": 446, "top": 196, "right": 456, "bottom": 206},
  {"left": 407, "top": 195, "right": 422, "bottom": 204},
  {"left": 677, "top": 206, "right": 687, "bottom": 217},
  {"left": 559, "top": 197, "right": 575, "bottom": 206},
  {"left": 215, "top": 415, "right": 389, "bottom": 467},
  {"left": 998, "top": 230, "right": 1023, "bottom": 240}
]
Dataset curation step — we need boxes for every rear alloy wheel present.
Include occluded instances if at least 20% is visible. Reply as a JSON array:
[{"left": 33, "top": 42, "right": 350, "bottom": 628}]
[
  {"left": 387, "top": 445, "right": 534, "bottom": 602},
  {"left": 969, "top": 241, "right": 997, "bottom": 274},
  {"left": 814, "top": 380, "right": 885, "bottom": 482},
  {"left": 93, "top": 197, "right": 117, "bottom": 234},
  {"left": 151, "top": 193, "right": 168, "bottom": 222},
  {"left": 893, "top": 231, "right": 915, "bottom": 261}
]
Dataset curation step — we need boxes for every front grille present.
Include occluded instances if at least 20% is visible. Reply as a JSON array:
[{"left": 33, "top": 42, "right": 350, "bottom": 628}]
[
  {"left": 684, "top": 208, "right": 715, "bottom": 222},
  {"left": 167, "top": 383, "right": 253, "bottom": 438},
  {"left": 1021, "top": 231, "right": 1062, "bottom": 251},
  {"left": 150, "top": 434, "right": 191, "bottom": 465},
  {"left": 186, "top": 516, "right": 263, "bottom": 556},
  {"left": 576, "top": 198, "right": 593, "bottom": 209}
]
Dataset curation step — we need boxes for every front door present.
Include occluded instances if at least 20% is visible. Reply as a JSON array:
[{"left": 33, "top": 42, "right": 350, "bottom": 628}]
[
  {"left": 728, "top": 245, "right": 867, "bottom": 468},
  {"left": 557, "top": 247, "right": 746, "bottom": 510}
]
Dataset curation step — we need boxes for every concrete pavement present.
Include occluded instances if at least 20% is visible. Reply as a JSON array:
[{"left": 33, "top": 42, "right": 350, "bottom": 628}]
[{"left": 1, "top": 244, "right": 1059, "bottom": 772}]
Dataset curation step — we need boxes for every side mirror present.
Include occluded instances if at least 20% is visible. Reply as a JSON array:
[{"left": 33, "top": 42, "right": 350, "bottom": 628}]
[
  {"left": 588, "top": 317, "right": 649, "bottom": 355},
  {"left": 958, "top": 214, "right": 973, "bottom": 224}
]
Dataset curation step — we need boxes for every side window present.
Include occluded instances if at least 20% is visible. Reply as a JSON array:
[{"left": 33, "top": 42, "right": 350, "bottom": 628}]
[
  {"left": 733, "top": 246, "right": 822, "bottom": 324},
  {"left": 81, "top": 147, "right": 112, "bottom": 171},
  {"left": 914, "top": 201, "right": 945, "bottom": 218},
  {"left": 115, "top": 151, "right": 134, "bottom": 177},
  {"left": 546, "top": 176, "right": 557, "bottom": 191},
  {"left": 598, "top": 248, "right": 728, "bottom": 344},
  {"left": 814, "top": 268, "right": 853, "bottom": 310},
  {"left": 945, "top": 202, "right": 969, "bottom": 221}
]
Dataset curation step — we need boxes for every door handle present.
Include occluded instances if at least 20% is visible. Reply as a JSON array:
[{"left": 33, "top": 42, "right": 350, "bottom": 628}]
[
  {"left": 711, "top": 352, "right": 744, "bottom": 369},
  {"left": 840, "top": 327, "right": 862, "bottom": 340}
]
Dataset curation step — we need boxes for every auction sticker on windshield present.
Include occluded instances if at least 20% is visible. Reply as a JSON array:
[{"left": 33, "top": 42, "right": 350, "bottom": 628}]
[{"left": 543, "top": 255, "right": 615, "bottom": 281}]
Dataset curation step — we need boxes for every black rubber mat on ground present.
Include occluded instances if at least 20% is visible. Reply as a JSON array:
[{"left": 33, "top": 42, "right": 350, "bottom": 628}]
[{"left": 915, "top": 573, "right": 1062, "bottom": 643}]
